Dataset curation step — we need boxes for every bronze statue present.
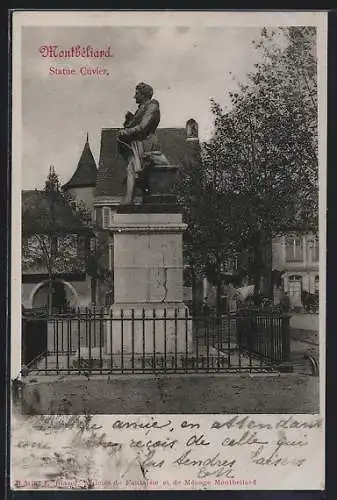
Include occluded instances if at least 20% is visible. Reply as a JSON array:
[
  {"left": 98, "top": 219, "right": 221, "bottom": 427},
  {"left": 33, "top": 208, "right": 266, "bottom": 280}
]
[{"left": 117, "top": 82, "right": 161, "bottom": 204}]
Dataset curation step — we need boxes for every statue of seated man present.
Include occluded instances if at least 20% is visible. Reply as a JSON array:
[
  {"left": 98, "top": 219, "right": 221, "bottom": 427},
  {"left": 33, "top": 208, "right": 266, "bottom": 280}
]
[{"left": 117, "top": 82, "right": 161, "bottom": 204}]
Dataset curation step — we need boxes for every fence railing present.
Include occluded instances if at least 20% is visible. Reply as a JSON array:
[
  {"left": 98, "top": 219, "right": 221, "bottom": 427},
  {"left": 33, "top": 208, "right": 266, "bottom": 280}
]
[{"left": 22, "top": 307, "right": 291, "bottom": 375}]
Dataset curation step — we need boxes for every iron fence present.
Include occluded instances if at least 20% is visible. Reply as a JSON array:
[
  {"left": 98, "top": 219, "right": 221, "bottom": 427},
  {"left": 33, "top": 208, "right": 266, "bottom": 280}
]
[
  {"left": 22, "top": 307, "right": 290, "bottom": 375},
  {"left": 21, "top": 315, "right": 47, "bottom": 366}
]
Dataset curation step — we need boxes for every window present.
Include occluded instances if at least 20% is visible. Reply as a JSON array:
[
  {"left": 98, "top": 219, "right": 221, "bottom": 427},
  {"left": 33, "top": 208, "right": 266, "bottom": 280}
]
[
  {"left": 285, "top": 237, "right": 303, "bottom": 262},
  {"left": 65, "top": 234, "right": 77, "bottom": 258},
  {"left": 69, "top": 200, "right": 78, "bottom": 211},
  {"left": 77, "top": 235, "right": 87, "bottom": 257},
  {"left": 105, "top": 291, "right": 113, "bottom": 306},
  {"left": 102, "top": 207, "right": 110, "bottom": 229},
  {"left": 221, "top": 255, "right": 238, "bottom": 274},
  {"left": 288, "top": 275, "right": 302, "bottom": 298}
]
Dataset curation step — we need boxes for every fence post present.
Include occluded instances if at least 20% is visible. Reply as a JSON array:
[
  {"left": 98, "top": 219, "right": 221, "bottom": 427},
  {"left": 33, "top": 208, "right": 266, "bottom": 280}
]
[{"left": 281, "top": 314, "right": 290, "bottom": 362}]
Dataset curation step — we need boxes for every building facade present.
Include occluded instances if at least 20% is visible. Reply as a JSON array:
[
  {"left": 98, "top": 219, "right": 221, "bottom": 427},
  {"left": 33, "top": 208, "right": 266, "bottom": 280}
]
[{"left": 272, "top": 233, "right": 319, "bottom": 309}]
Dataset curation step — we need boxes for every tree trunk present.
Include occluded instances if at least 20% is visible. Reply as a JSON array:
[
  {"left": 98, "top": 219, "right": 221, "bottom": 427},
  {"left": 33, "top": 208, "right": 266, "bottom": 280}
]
[
  {"left": 48, "top": 278, "right": 53, "bottom": 315},
  {"left": 91, "top": 278, "right": 97, "bottom": 305},
  {"left": 248, "top": 228, "right": 273, "bottom": 299},
  {"left": 259, "top": 227, "right": 273, "bottom": 298},
  {"left": 216, "top": 256, "right": 222, "bottom": 314},
  {"left": 216, "top": 280, "right": 222, "bottom": 314},
  {"left": 248, "top": 231, "right": 262, "bottom": 295},
  {"left": 191, "top": 265, "right": 197, "bottom": 316}
]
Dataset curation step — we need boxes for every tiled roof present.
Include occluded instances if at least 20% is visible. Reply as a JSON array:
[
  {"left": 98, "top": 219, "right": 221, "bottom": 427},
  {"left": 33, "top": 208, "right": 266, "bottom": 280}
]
[
  {"left": 22, "top": 190, "right": 88, "bottom": 234},
  {"left": 95, "top": 127, "right": 199, "bottom": 198},
  {"left": 63, "top": 136, "right": 97, "bottom": 189}
]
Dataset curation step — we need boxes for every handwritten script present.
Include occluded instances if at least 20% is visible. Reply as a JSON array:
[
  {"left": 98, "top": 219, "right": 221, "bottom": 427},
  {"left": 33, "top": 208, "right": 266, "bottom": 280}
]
[{"left": 11, "top": 413, "right": 323, "bottom": 490}]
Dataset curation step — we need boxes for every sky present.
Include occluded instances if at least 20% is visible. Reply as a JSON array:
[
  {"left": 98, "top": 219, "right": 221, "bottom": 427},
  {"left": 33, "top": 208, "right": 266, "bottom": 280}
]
[{"left": 21, "top": 26, "right": 265, "bottom": 189}]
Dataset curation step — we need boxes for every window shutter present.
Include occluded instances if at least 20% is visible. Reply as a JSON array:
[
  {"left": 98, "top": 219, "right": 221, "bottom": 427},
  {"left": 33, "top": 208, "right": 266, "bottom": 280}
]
[
  {"left": 90, "top": 237, "right": 96, "bottom": 252},
  {"left": 294, "top": 237, "right": 303, "bottom": 261},
  {"left": 312, "top": 237, "right": 319, "bottom": 262},
  {"left": 108, "top": 243, "right": 114, "bottom": 271},
  {"left": 102, "top": 207, "right": 110, "bottom": 229}
]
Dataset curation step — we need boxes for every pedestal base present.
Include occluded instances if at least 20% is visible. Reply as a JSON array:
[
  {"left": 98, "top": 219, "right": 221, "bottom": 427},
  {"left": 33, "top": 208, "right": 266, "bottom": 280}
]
[{"left": 106, "top": 303, "right": 192, "bottom": 355}]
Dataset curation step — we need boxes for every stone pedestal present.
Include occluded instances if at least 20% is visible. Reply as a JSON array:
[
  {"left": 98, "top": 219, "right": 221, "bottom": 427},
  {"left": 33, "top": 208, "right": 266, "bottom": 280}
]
[
  {"left": 106, "top": 212, "right": 192, "bottom": 355},
  {"left": 108, "top": 304, "right": 192, "bottom": 355}
]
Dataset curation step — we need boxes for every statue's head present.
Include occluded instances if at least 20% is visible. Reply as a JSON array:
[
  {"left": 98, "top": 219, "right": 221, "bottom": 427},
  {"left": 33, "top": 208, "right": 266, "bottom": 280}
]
[{"left": 134, "top": 82, "right": 154, "bottom": 104}]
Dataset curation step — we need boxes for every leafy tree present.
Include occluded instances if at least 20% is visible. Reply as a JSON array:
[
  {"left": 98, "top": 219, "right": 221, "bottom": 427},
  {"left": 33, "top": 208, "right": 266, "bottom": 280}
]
[
  {"left": 22, "top": 166, "right": 110, "bottom": 311},
  {"left": 176, "top": 141, "right": 212, "bottom": 311},
  {"left": 178, "top": 27, "right": 318, "bottom": 304}
]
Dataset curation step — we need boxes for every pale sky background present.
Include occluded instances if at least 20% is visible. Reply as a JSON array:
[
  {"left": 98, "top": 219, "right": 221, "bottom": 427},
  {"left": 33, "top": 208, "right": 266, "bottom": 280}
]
[{"left": 22, "top": 26, "right": 267, "bottom": 189}]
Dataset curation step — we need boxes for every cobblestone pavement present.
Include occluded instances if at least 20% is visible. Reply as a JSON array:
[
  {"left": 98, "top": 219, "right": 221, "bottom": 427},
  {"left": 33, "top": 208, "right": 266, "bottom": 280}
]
[
  {"left": 290, "top": 328, "right": 319, "bottom": 375},
  {"left": 21, "top": 369, "right": 319, "bottom": 414}
]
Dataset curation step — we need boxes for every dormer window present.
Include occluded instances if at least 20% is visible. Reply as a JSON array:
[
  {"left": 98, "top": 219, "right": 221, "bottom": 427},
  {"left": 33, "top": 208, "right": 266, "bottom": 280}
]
[{"left": 186, "top": 118, "right": 199, "bottom": 140}]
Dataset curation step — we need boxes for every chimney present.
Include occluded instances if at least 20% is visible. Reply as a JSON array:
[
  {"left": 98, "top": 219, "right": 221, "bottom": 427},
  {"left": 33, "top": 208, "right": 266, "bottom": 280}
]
[{"left": 186, "top": 118, "right": 199, "bottom": 141}]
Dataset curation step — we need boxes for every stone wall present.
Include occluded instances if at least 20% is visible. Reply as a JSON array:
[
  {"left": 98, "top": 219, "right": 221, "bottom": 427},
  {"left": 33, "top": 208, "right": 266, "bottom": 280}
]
[{"left": 22, "top": 276, "right": 92, "bottom": 309}]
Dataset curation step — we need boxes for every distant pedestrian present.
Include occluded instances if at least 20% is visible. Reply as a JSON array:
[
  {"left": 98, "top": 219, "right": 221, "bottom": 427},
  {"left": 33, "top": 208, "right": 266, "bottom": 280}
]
[
  {"left": 202, "top": 297, "right": 210, "bottom": 315},
  {"left": 280, "top": 291, "right": 290, "bottom": 313}
]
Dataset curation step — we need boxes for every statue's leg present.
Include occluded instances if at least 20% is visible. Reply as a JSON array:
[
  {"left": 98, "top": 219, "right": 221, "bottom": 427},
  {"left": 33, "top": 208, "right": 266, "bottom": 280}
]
[{"left": 124, "top": 161, "right": 136, "bottom": 204}]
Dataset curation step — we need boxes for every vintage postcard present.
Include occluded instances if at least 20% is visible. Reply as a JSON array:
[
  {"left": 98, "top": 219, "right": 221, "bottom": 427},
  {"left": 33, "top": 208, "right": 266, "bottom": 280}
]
[{"left": 10, "top": 10, "right": 326, "bottom": 491}]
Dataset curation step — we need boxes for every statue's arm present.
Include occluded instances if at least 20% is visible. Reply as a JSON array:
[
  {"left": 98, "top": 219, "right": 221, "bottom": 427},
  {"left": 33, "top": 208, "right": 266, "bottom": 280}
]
[
  {"left": 124, "top": 111, "right": 134, "bottom": 127},
  {"left": 120, "top": 101, "right": 159, "bottom": 141}
]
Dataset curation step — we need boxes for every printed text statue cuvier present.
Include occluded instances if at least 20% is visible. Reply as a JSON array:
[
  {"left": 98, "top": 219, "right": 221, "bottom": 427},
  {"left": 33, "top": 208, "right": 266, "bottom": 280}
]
[{"left": 117, "top": 82, "right": 161, "bottom": 204}]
